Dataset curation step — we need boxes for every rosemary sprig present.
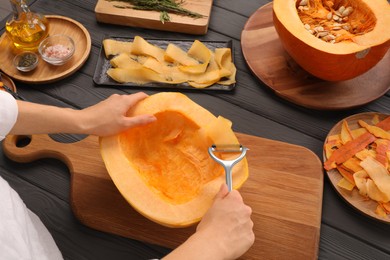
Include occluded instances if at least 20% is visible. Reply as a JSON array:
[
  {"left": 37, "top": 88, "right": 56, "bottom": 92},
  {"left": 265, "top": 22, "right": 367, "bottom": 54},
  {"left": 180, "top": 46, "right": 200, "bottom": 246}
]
[{"left": 107, "top": 0, "right": 205, "bottom": 23}]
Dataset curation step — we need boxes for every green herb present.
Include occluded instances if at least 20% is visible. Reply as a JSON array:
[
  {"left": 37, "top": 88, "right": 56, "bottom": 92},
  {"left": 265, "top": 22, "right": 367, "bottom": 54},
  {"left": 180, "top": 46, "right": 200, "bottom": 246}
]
[
  {"left": 18, "top": 53, "right": 37, "bottom": 68},
  {"left": 108, "top": 0, "right": 205, "bottom": 23}
]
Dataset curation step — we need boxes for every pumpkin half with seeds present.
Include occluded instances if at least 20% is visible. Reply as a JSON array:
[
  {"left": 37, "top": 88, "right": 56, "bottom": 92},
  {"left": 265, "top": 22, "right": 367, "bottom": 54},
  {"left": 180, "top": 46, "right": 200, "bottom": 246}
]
[
  {"left": 99, "top": 92, "right": 249, "bottom": 227},
  {"left": 273, "top": 0, "right": 390, "bottom": 81}
]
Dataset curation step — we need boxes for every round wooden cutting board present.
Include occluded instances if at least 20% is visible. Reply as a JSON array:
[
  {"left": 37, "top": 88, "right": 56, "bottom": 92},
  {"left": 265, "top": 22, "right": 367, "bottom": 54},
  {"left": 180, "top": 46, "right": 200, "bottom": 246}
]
[
  {"left": 241, "top": 3, "right": 390, "bottom": 111},
  {"left": 0, "top": 15, "right": 91, "bottom": 84},
  {"left": 324, "top": 112, "right": 390, "bottom": 224}
]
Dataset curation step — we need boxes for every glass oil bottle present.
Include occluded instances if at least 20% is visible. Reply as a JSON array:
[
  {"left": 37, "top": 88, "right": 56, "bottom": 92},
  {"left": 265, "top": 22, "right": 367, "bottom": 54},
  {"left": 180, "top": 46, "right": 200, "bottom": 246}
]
[{"left": 5, "top": 0, "right": 49, "bottom": 51}]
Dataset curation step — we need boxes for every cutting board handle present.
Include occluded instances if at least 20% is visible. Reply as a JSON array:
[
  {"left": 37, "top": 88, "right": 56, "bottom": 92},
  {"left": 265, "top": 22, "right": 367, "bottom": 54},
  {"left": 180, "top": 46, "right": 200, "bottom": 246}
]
[{"left": 2, "top": 134, "right": 100, "bottom": 167}]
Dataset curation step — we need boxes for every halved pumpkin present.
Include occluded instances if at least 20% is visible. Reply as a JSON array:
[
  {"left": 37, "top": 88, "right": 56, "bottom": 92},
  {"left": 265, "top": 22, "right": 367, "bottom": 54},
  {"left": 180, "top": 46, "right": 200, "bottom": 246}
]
[
  {"left": 100, "top": 92, "right": 249, "bottom": 227},
  {"left": 273, "top": 0, "right": 390, "bottom": 81}
]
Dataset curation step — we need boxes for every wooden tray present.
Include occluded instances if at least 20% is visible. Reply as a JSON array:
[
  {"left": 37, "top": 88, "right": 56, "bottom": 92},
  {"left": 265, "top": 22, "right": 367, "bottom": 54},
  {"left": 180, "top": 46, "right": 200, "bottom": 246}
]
[
  {"left": 0, "top": 72, "right": 17, "bottom": 92},
  {"left": 3, "top": 132, "right": 323, "bottom": 259},
  {"left": 0, "top": 15, "right": 91, "bottom": 84},
  {"left": 95, "top": 0, "right": 213, "bottom": 35},
  {"left": 324, "top": 112, "right": 390, "bottom": 223},
  {"left": 241, "top": 3, "right": 390, "bottom": 111}
]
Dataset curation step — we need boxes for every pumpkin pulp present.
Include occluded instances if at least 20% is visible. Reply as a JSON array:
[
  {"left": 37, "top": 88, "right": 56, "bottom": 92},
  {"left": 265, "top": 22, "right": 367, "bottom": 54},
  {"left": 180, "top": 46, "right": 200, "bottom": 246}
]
[{"left": 119, "top": 110, "right": 223, "bottom": 204}]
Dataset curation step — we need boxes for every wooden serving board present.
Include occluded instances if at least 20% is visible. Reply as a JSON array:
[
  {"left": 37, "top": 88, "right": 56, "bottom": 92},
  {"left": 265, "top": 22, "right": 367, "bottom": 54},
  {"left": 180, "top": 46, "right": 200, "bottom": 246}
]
[
  {"left": 241, "top": 3, "right": 390, "bottom": 110},
  {"left": 3, "top": 133, "right": 323, "bottom": 259},
  {"left": 0, "top": 15, "right": 91, "bottom": 84},
  {"left": 94, "top": 0, "right": 213, "bottom": 35}
]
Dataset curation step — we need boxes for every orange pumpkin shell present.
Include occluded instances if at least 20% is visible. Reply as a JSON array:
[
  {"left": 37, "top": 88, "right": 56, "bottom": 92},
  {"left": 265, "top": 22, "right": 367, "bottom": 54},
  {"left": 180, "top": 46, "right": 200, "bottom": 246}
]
[
  {"left": 100, "top": 92, "right": 249, "bottom": 227},
  {"left": 273, "top": 0, "right": 390, "bottom": 81}
]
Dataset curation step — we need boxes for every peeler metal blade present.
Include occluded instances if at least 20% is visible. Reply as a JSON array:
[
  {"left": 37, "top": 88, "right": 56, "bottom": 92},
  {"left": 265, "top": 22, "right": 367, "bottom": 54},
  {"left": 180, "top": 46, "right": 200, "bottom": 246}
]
[{"left": 208, "top": 144, "right": 249, "bottom": 192}]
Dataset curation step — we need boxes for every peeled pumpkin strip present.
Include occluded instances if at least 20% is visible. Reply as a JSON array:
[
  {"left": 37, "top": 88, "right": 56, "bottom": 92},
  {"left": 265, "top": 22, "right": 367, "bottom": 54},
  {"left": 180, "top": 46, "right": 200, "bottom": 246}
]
[
  {"left": 107, "top": 67, "right": 168, "bottom": 85},
  {"left": 132, "top": 36, "right": 165, "bottom": 62},
  {"left": 360, "top": 156, "right": 390, "bottom": 202},
  {"left": 353, "top": 170, "right": 389, "bottom": 202},
  {"left": 164, "top": 43, "right": 199, "bottom": 66},
  {"left": 188, "top": 51, "right": 233, "bottom": 88},
  {"left": 103, "top": 39, "right": 133, "bottom": 58},
  {"left": 324, "top": 132, "right": 376, "bottom": 170},
  {"left": 358, "top": 120, "right": 390, "bottom": 140},
  {"left": 142, "top": 57, "right": 188, "bottom": 84},
  {"left": 214, "top": 48, "right": 237, "bottom": 85},
  {"left": 179, "top": 40, "right": 211, "bottom": 74},
  {"left": 110, "top": 53, "right": 143, "bottom": 69}
]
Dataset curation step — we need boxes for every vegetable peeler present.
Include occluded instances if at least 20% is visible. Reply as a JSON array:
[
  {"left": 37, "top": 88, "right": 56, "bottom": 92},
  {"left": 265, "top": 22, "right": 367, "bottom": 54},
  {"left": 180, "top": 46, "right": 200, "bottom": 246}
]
[{"left": 208, "top": 144, "right": 249, "bottom": 192}]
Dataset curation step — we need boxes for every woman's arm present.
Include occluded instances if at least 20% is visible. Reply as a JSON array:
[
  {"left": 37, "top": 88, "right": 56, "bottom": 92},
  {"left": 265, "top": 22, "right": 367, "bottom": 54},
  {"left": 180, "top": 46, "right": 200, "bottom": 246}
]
[
  {"left": 10, "top": 92, "right": 156, "bottom": 136},
  {"left": 163, "top": 184, "right": 255, "bottom": 260}
]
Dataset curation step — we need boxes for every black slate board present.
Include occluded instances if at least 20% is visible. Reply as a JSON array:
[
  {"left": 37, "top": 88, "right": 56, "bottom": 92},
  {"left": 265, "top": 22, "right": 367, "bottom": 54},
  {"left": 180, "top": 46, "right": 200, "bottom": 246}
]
[{"left": 93, "top": 37, "right": 235, "bottom": 91}]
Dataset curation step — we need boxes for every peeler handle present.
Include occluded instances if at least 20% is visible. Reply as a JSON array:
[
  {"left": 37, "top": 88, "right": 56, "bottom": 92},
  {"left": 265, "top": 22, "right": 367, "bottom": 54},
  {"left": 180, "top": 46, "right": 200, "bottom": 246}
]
[{"left": 223, "top": 165, "right": 234, "bottom": 192}]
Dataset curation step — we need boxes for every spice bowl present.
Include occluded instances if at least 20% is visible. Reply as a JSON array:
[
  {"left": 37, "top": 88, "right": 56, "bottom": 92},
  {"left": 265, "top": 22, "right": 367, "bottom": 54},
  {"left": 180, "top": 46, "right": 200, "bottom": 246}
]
[
  {"left": 38, "top": 34, "right": 75, "bottom": 66},
  {"left": 13, "top": 51, "right": 39, "bottom": 72}
]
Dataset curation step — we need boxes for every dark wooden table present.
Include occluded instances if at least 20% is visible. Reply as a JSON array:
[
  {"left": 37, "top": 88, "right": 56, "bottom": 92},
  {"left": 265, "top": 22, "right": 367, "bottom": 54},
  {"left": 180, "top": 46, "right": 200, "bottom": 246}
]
[{"left": 1, "top": 0, "right": 390, "bottom": 259}]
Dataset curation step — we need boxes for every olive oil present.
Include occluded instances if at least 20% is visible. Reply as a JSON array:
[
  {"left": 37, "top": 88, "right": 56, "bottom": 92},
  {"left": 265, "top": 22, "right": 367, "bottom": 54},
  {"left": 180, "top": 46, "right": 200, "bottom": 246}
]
[{"left": 5, "top": 0, "right": 49, "bottom": 51}]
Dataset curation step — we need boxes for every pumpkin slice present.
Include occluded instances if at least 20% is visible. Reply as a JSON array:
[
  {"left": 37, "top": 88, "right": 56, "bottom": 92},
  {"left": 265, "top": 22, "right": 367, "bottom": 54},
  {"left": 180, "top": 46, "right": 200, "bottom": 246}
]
[
  {"left": 110, "top": 53, "right": 142, "bottom": 69},
  {"left": 164, "top": 43, "right": 199, "bottom": 66},
  {"left": 102, "top": 39, "right": 133, "bottom": 57},
  {"left": 179, "top": 40, "right": 211, "bottom": 74},
  {"left": 131, "top": 36, "right": 165, "bottom": 62},
  {"left": 100, "top": 92, "right": 249, "bottom": 227},
  {"left": 273, "top": 0, "right": 390, "bottom": 81}
]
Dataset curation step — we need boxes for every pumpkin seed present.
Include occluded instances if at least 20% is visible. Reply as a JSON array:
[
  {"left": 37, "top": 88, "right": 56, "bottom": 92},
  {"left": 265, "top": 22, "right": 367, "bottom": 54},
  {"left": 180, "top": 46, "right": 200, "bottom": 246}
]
[
  {"left": 342, "top": 7, "right": 353, "bottom": 17},
  {"left": 304, "top": 23, "right": 311, "bottom": 30},
  {"left": 333, "top": 14, "right": 340, "bottom": 21},
  {"left": 317, "top": 31, "right": 329, "bottom": 37},
  {"left": 338, "top": 6, "right": 345, "bottom": 14},
  {"left": 334, "top": 11, "right": 342, "bottom": 17},
  {"left": 326, "top": 12, "right": 332, "bottom": 20},
  {"left": 299, "top": 0, "right": 308, "bottom": 6},
  {"left": 342, "top": 25, "right": 350, "bottom": 31}
]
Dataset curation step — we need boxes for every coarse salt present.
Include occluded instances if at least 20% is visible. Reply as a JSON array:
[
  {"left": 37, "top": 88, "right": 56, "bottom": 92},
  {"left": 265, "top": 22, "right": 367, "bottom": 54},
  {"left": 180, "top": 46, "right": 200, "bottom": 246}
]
[{"left": 43, "top": 44, "right": 71, "bottom": 59}]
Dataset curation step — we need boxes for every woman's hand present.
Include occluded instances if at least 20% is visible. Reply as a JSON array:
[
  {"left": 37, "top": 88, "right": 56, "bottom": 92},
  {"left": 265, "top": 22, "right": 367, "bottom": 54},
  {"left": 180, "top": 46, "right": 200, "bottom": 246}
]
[
  {"left": 164, "top": 184, "right": 254, "bottom": 260},
  {"left": 195, "top": 184, "right": 255, "bottom": 259},
  {"left": 78, "top": 92, "right": 156, "bottom": 136},
  {"left": 11, "top": 92, "right": 156, "bottom": 136}
]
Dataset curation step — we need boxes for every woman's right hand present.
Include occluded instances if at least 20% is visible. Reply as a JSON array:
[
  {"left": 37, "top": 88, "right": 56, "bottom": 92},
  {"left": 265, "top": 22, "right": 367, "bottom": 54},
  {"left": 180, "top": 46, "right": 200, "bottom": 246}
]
[
  {"left": 163, "top": 184, "right": 254, "bottom": 260},
  {"left": 195, "top": 184, "right": 255, "bottom": 259}
]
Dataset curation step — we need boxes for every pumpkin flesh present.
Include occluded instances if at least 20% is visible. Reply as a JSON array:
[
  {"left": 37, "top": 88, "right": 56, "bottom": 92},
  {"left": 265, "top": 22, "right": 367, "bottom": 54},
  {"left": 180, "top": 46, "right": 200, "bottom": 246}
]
[
  {"left": 273, "top": 0, "right": 390, "bottom": 81},
  {"left": 100, "top": 92, "right": 248, "bottom": 227}
]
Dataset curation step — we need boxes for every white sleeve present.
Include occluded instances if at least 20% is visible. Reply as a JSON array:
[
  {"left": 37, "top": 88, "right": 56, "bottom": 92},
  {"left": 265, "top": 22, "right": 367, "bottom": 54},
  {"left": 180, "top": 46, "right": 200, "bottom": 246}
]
[{"left": 0, "top": 91, "right": 18, "bottom": 141}]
